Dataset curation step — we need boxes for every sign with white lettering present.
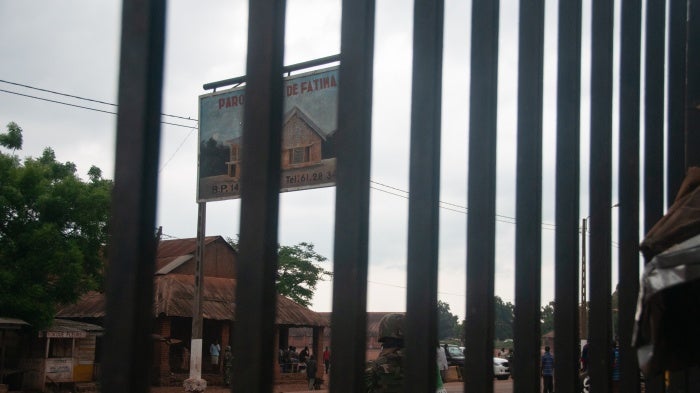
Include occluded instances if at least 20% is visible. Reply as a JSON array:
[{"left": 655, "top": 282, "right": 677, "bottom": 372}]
[{"left": 197, "top": 66, "right": 338, "bottom": 202}]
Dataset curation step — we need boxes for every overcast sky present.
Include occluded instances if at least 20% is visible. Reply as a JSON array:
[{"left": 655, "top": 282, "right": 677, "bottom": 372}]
[{"left": 0, "top": 0, "right": 628, "bottom": 321}]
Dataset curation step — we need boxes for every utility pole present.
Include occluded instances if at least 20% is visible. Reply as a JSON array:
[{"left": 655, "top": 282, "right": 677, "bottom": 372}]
[{"left": 184, "top": 202, "right": 207, "bottom": 392}]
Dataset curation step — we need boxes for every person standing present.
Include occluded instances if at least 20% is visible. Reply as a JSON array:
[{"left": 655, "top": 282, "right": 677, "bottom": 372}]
[
  {"left": 611, "top": 341, "right": 620, "bottom": 393},
  {"left": 209, "top": 340, "right": 221, "bottom": 370},
  {"left": 299, "top": 346, "right": 309, "bottom": 365},
  {"left": 223, "top": 346, "right": 233, "bottom": 386},
  {"left": 323, "top": 346, "right": 331, "bottom": 374},
  {"left": 306, "top": 355, "right": 318, "bottom": 390},
  {"left": 365, "top": 313, "right": 405, "bottom": 392},
  {"left": 540, "top": 346, "right": 554, "bottom": 393},
  {"left": 436, "top": 344, "right": 449, "bottom": 382}
]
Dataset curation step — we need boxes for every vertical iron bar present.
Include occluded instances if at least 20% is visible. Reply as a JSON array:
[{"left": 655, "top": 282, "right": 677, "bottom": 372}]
[
  {"left": 681, "top": 2, "right": 700, "bottom": 387},
  {"left": 465, "top": 0, "right": 499, "bottom": 392},
  {"left": 644, "top": 0, "right": 666, "bottom": 233},
  {"left": 404, "top": 0, "right": 444, "bottom": 392},
  {"left": 102, "top": 1, "right": 166, "bottom": 392},
  {"left": 552, "top": 0, "right": 583, "bottom": 390},
  {"left": 618, "top": 0, "right": 642, "bottom": 392},
  {"left": 513, "top": 1, "right": 545, "bottom": 392},
  {"left": 667, "top": 0, "right": 688, "bottom": 204},
  {"left": 232, "top": 1, "right": 286, "bottom": 392},
  {"left": 688, "top": 0, "right": 700, "bottom": 168},
  {"left": 643, "top": 4, "right": 668, "bottom": 392},
  {"left": 329, "top": 1, "right": 375, "bottom": 392},
  {"left": 589, "top": 0, "right": 614, "bottom": 392}
]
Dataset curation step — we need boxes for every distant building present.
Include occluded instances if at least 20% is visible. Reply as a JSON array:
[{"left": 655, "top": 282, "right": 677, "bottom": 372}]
[{"left": 58, "top": 236, "right": 328, "bottom": 386}]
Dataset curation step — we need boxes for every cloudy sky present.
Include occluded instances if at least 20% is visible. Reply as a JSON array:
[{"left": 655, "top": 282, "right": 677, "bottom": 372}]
[{"left": 0, "top": 1, "right": 625, "bottom": 321}]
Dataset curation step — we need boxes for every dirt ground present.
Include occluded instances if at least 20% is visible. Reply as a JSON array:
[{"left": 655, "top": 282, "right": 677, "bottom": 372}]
[{"left": 151, "top": 383, "right": 312, "bottom": 393}]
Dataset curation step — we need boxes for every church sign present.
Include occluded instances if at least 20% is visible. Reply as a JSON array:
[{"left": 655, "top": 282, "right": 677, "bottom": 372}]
[{"left": 198, "top": 66, "right": 338, "bottom": 202}]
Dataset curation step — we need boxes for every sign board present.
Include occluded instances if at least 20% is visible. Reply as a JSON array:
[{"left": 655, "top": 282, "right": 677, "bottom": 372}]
[
  {"left": 42, "top": 331, "right": 87, "bottom": 338},
  {"left": 197, "top": 66, "right": 338, "bottom": 202},
  {"left": 45, "top": 358, "right": 73, "bottom": 382}
]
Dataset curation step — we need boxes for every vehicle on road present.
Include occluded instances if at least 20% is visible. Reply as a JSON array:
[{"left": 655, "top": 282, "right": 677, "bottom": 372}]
[
  {"left": 493, "top": 357, "right": 510, "bottom": 380},
  {"left": 443, "top": 344, "right": 465, "bottom": 368}
]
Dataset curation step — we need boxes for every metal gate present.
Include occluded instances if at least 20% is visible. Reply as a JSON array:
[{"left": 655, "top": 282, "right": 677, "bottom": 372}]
[{"left": 100, "top": 1, "right": 699, "bottom": 392}]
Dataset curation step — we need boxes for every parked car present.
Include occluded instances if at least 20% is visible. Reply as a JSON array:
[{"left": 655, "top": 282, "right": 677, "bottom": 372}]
[
  {"left": 493, "top": 357, "right": 510, "bottom": 380},
  {"left": 443, "top": 344, "right": 465, "bottom": 368}
]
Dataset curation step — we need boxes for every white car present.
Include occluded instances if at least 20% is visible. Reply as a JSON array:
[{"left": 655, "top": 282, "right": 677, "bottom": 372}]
[{"left": 493, "top": 357, "right": 510, "bottom": 380}]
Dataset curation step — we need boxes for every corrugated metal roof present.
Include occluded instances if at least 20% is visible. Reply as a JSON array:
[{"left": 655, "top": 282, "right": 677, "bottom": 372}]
[
  {"left": 59, "top": 236, "right": 325, "bottom": 326},
  {"left": 155, "top": 254, "right": 194, "bottom": 275},
  {"left": 47, "top": 319, "right": 103, "bottom": 333},
  {"left": 57, "top": 291, "right": 106, "bottom": 318},
  {"left": 155, "top": 236, "right": 223, "bottom": 271},
  {"left": 0, "top": 317, "right": 30, "bottom": 329},
  {"left": 59, "top": 275, "right": 328, "bottom": 327},
  {"left": 153, "top": 275, "right": 236, "bottom": 320}
]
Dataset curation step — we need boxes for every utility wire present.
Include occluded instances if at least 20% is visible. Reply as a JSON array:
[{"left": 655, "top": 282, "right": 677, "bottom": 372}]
[
  {"left": 369, "top": 280, "right": 466, "bottom": 297},
  {"left": 0, "top": 88, "right": 197, "bottom": 130},
  {"left": 1, "top": 81, "right": 559, "bottom": 230},
  {"left": 0, "top": 79, "right": 197, "bottom": 122}
]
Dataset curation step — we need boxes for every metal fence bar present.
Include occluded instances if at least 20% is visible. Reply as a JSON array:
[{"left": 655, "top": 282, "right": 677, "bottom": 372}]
[
  {"left": 688, "top": 0, "right": 700, "bottom": 168},
  {"left": 667, "top": 0, "right": 689, "bottom": 205},
  {"left": 102, "top": 1, "right": 166, "bottom": 392},
  {"left": 465, "top": 0, "right": 499, "bottom": 391},
  {"left": 329, "top": 1, "right": 375, "bottom": 392},
  {"left": 232, "top": 1, "right": 286, "bottom": 392},
  {"left": 551, "top": 0, "right": 583, "bottom": 390},
  {"left": 642, "top": 3, "right": 667, "bottom": 392},
  {"left": 404, "top": 0, "right": 444, "bottom": 391},
  {"left": 618, "top": 0, "right": 643, "bottom": 392},
  {"left": 644, "top": 0, "right": 666, "bottom": 233},
  {"left": 588, "top": 0, "right": 614, "bottom": 392},
  {"left": 513, "top": 1, "right": 545, "bottom": 392}
]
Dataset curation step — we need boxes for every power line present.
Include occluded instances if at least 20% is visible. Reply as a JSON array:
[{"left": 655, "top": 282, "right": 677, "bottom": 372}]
[
  {"left": 159, "top": 128, "right": 196, "bottom": 173},
  {"left": 370, "top": 180, "right": 556, "bottom": 230},
  {"left": 0, "top": 79, "right": 197, "bottom": 122},
  {"left": 0, "top": 88, "right": 197, "bottom": 130},
  {"left": 0, "top": 81, "right": 557, "bottom": 231},
  {"left": 369, "top": 279, "right": 466, "bottom": 297}
]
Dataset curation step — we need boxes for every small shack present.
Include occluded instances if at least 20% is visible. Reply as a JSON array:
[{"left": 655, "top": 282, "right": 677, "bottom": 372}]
[
  {"left": 0, "top": 318, "right": 30, "bottom": 392},
  {"left": 20, "top": 319, "right": 102, "bottom": 392}
]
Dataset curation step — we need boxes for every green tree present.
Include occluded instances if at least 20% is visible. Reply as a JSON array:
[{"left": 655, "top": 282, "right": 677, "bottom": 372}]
[
  {"left": 438, "top": 300, "right": 459, "bottom": 339},
  {"left": 0, "top": 122, "right": 112, "bottom": 328},
  {"left": 494, "top": 296, "right": 514, "bottom": 340},
  {"left": 227, "top": 237, "right": 331, "bottom": 307},
  {"left": 456, "top": 296, "right": 515, "bottom": 343},
  {"left": 541, "top": 301, "right": 555, "bottom": 334}
]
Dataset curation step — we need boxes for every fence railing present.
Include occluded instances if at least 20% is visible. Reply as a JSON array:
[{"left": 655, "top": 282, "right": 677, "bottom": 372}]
[{"left": 101, "top": 1, "right": 699, "bottom": 393}]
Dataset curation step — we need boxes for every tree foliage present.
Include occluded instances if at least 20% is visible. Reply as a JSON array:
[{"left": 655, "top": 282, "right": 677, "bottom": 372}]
[
  {"left": 438, "top": 300, "right": 460, "bottom": 339},
  {"left": 494, "top": 296, "right": 515, "bottom": 340},
  {"left": 456, "top": 296, "right": 514, "bottom": 343},
  {"left": 541, "top": 300, "right": 555, "bottom": 335},
  {"left": 226, "top": 237, "right": 331, "bottom": 307},
  {"left": 0, "top": 122, "right": 112, "bottom": 328}
]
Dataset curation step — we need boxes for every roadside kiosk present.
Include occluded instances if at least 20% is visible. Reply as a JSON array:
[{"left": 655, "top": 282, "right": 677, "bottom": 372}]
[{"left": 20, "top": 319, "right": 102, "bottom": 392}]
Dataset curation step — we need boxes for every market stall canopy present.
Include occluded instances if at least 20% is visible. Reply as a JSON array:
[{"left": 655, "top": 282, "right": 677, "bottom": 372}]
[
  {"left": 39, "top": 319, "right": 104, "bottom": 338},
  {"left": 0, "top": 318, "right": 30, "bottom": 330}
]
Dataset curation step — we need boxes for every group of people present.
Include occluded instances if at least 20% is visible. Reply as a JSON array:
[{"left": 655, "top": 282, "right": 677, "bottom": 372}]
[
  {"left": 278, "top": 345, "right": 330, "bottom": 390},
  {"left": 208, "top": 340, "right": 234, "bottom": 385}
]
